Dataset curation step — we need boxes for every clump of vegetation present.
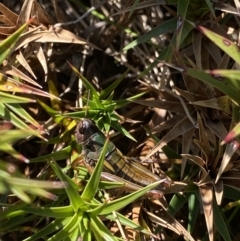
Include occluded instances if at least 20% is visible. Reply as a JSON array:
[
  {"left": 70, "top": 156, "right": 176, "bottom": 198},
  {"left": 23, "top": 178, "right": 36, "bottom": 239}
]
[{"left": 1, "top": 0, "right": 240, "bottom": 240}]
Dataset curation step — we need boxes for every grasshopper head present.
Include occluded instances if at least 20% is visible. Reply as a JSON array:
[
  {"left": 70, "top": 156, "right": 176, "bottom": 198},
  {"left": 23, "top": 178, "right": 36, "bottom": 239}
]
[{"left": 75, "top": 119, "right": 99, "bottom": 143}]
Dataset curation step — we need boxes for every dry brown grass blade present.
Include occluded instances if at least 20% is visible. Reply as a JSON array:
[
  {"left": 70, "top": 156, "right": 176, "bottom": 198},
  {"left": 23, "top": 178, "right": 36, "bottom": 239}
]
[
  {"left": 194, "top": 139, "right": 212, "bottom": 163},
  {"left": 205, "top": 118, "right": 228, "bottom": 140},
  {"left": 144, "top": 117, "right": 195, "bottom": 161},
  {"left": 151, "top": 114, "right": 184, "bottom": 134},
  {"left": 173, "top": 86, "right": 206, "bottom": 103},
  {"left": 143, "top": 207, "right": 195, "bottom": 241},
  {"left": 17, "top": 0, "right": 34, "bottom": 26},
  {"left": 176, "top": 52, "right": 206, "bottom": 96},
  {"left": 132, "top": 99, "right": 193, "bottom": 115},
  {"left": 164, "top": 181, "right": 188, "bottom": 194},
  {"left": 192, "top": 96, "right": 232, "bottom": 114},
  {"left": 111, "top": 0, "right": 166, "bottom": 16},
  {"left": 0, "top": 15, "right": 15, "bottom": 26},
  {"left": 32, "top": 1, "right": 54, "bottom": 26},
  {"left": 4, "top": 64, "right": 41, "bottom": 88},
  {"left": 203, "top": 40, "right": 222, "bottom": 66},
  {"left": 214, "top": 2, "right": 238, "bottom": 15},
  {"left": 16, "top": 27, "right": 99, "bottom": 50},
  {"left": 214, "top": 180, "right": 223, "bottom": 205},
  {"left": 0, "top": 3, "right": 18, "bottom": 25},
  {"left": 0, "top": 73, "right": 58, "bottom": 99},
  {"left": 182, "top": 154, "right": 208, "bottom": 177},
  {"left": 52, "top": 0, "right": 67, "bottom": 25},
  {"left": 125, "top": 201, "right": 142, "bottom": 240},
  {"left": 47, "top": 27, "right": 99, "bottom": 48},
  {"left": 16, "top": 51, "right": 37, "bottom": 80},
  {"left": 215, "top": 142, "right": 239, "bottom": 183},
  {"left": 198, "top": 112, "right": 209, "bottom": 142},
  {"left": 0, "top": 26, "right": 16, "bottom": 36},
  {"left": 199, "top": 185, "right": 213, "bottom": 241},
  {"left": 35, "top": 43, "right": 48, "bottom": 82},
  {"left": 218, "top": 52, "right": 230, "bottom": 69},
  {"left": 15, "top": 26, "right": 45, "bottom": 49},
  {"left": 181, "top": 128, "right": 195, "bottom": 178}
]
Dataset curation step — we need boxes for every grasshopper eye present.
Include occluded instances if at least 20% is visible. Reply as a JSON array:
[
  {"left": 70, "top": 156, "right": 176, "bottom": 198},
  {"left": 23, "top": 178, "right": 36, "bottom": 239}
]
[{"left": 75, "top": 119, "right": 98, "bottom": 143}]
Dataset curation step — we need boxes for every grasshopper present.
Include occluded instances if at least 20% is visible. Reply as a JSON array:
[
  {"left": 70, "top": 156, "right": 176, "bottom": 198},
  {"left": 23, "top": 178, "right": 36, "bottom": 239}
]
[{"left": 74, "top": 119, "right": 171, "bottom": 197}]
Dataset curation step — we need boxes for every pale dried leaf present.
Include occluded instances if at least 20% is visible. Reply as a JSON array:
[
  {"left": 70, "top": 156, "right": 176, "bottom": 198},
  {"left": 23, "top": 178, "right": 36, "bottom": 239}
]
[
  {"left": 192, "top": 96, "right": 232, "bottom": 114},
  {"left": 5, "top": 65, "right": 41, "bottom": 88},
  {"left": 214, "top": 180, "right": 223, "bottom": 205},
  {"left": 0, "top": 73, "right": 58, "bottom": 99},
  {"left": 16, "top": 51, "right": 37, "bottom": 80},
  {"left": 32, "top": 1, "right": 54, "bottom": 26},
  {"left": 143, "top": 207, "right": 195, "bottom": 241},
  {"left": 15, "top": 25, "right": 44, "bottom": 50},
  {"left": 52, "top": 0, "right": 67, "bottom": 24},
  {"left": 199, "top": 185, "right": 213, "bottom": 241},
  {"left": 35, "top": 43, "right": 48, "bottom": 82},
  {"left": 174, "top": 86, "right": 207, "bottom": 102},
  {"left": 0, "top": 25, "right": 16, "bottom": 35},
  {"left": 0, "top": 15, "right": 15, "bottom": 26},
  {"left": 37, "top": 27, "right": 99, "bottom": 48},
  {"left": 215, "top": 142, "right": 239, "bottom": 183},
  {"left": 214, "top": 3, "right": 238, "bottom": 15},
  {"left": 17, "top": 0, "right": 34, "bottom": 26},
  {"left": 164, "top": 181, "right": 188, "bottom": 194},
  {"left": 181, "top": 154, "right": 208, "bottom": 176},
  {"left": 205, "top": 118, "right": 228, "bottom": 140},
  {"left": 198, "top": 173, "right": 213, "bottom": 186},
  {"left": 151, "top": 114, "right": 184, "bottom": 134},
  {"left": 221, "top": 170, "right": 240, "bottom": 179},
  {"left": 194, "top": 139, "right": 212, "bottom": 163},
  {"left": 125, "top": 201, "right": 141, "bottom": 241},
  {"left": 16, "top": 28, "right": 99, "bottom": 50},
  {"left": 0, "top": 3, "right": 18, "bottom": 25},
  {"left": 144, "top": 117, "right": 195, "bottom": 160},
  {"left": 234, "top": 0, "right": 240, "bottom": 15}
]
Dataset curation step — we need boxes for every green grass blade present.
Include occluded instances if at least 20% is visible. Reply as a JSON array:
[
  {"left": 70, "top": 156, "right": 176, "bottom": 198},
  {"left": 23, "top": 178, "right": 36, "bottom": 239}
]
[
  {"left": 5, "top": 103, "right": 40, "bottom": 128},
  {"left": 123, "top": 18, "right": 177, "bottom": 50},
  {"left": 0, "top": 91, "right": 35, "bottom": 103},
  {"left": 99, "top": 180, "right": 165, "bottom": 215},
  {"left": 187, "top": 193, "right": 199, "bottom": 233},
  {"left": 0, "top": 18, "right": 33, "bottom": 64},
  {"left": 100, "top": 69, "right": 129, "bottom": 99},
  {"left": 81, "top": 138, "right": 109, "bottom": 200},
  {"left": 23, "top": 218, "right": 68, "bottom": 241},
  {"left": 30, "top": 146, "right": 72, "bottom": 162},
  {"left": 186, "top": 68, "right": 240, "bottom": 105},
  {"left": 176, "top": 0, "right": 189, "bottom": 51},
  {"left": 49, "top": 161, "right": 86, "bottom": 211},
  {"left": 197, "top": 25, "right": 240, "bottom": 64},
  {"left": 22, "top": 206, "right": 74, "bottom": 218},
  {"left": 213, "top": 199, "right": 232, "bottom": 241}
]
